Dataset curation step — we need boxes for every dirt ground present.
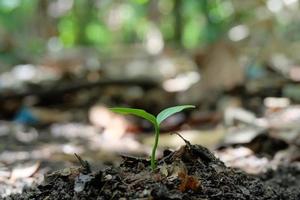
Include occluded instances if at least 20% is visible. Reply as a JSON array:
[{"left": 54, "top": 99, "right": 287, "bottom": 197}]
[{"left": 5, "top": 138, "right": 300, "bottom": 200}]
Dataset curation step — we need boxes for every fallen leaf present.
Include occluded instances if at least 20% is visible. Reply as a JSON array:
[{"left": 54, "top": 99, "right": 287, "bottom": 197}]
[
  {"left": 178, "top": 171, "right": 201, "bottom": 192},
  {"left": 10, "top": 161, "right": 40, "bottom": 181}
]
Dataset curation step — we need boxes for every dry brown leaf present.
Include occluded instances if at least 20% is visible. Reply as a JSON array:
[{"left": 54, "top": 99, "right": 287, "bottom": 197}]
[{"left": 178, "top": 171, "right": 201, "bottom": 192}]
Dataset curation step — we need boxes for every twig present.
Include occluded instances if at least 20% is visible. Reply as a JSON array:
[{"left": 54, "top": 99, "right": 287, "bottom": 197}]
[
  {"left": 74, "top": 153, "right": 91, "bottom": 174},
  {"left": 171, "top": 132, "right": 191, "bottom": 147}
]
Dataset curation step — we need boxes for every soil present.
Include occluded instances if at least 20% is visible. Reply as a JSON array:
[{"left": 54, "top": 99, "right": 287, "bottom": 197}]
[{"left": 4, "top": 139, "right": 300, "bottom": 200}]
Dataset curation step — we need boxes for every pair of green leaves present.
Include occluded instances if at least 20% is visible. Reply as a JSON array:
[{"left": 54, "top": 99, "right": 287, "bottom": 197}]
[
  {"left": 111, "top": 105, "right": 196, "bottom": 170},
  {"left": 111, "top": 105, "right": 195, "bottom": 128}
]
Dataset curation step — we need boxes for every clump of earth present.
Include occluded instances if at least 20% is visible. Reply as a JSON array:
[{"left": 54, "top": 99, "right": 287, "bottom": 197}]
[{"left": 6, "top": 139, "right": 300, "bottom": 200}]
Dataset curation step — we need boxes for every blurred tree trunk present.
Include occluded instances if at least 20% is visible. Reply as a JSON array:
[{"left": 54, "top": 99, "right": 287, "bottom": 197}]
[
  {"left": 148, "top": 0, "right": 160, "bottom": 23},
  {"left": 174, "top": 0, "right": 183, "bottom": 47},
  {"left": 37, "top": 0, "right": 57, "bottom": 38},
  {"left": 74, "top": 0, "right": 96, "bottom": 45}
]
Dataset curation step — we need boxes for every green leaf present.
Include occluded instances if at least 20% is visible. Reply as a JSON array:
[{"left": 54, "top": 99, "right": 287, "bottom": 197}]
[
  {"left": 156, "top": 105, "right": 196, "bottom": 125},
  {"left": 110, "top": 107, "right": 157, "bottom": 126}
]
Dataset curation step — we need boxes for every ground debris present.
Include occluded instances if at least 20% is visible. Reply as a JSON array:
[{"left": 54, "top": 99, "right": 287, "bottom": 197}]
[{"left": 5, "top": 143, "right": 300, "bottom": 200}]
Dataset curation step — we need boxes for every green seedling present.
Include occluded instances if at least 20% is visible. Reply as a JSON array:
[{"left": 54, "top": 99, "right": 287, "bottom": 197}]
[{"left": 111, "top": 105, "right": 196, "bottom": 170}]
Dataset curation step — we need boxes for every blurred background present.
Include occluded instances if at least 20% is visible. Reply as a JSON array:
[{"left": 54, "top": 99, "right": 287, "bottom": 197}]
[{"left": 1, "top": 0, "right": 300, "bottom": 197}]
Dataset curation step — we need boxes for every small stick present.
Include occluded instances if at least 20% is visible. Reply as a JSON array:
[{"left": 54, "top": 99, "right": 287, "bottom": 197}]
[
  {"left": 158, "top": 132, "right": 192, "bottom": 165},
  {"left": 74, "top": 153, "right": 91, "bottom": 173},
  {"left": 171, "top": 132, "right": 191, "bottom": 147}
]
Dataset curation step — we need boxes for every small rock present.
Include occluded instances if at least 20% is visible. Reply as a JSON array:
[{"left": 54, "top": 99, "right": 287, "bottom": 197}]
[{"left": 104, "top": 174, "right": 112, "bottom": 181}]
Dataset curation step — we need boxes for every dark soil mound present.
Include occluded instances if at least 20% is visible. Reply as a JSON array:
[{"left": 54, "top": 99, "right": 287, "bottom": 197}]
[{"left": 5, "top": 141, "right": 300, "bottom": 200}]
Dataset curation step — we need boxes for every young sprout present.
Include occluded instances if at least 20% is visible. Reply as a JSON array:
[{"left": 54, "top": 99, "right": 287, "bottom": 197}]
[{"left": 111, "top": 105, "right": 196, "bottom": 170}]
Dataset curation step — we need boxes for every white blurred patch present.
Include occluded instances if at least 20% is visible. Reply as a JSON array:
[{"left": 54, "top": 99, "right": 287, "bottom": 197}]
[
  {"left": 264, "top": 97, "right": 290, "bottom": 109},
  {"left": 228, "top": 25, "right": 249, "bottom": 42},
  {"left": 267, "top": 0, "right": 283, "bottom": 13},
  {"left": 106, "top": 3, "right": 133, "bottom": 30},
  {"left": 270, "top": 53, "right": 291, "bottom": 75},
  {"left": 289, "top": 66, "right": 300, "bottom": 81},
  {"left": 157, "top": 58, "right": 176, "bottom": 77},
  {"left": 48, "top": 0, "right": 74, "bottom": 18},
  {"left": 12, "top": 64, "right": 36, "bottom": 81},
  {"left": 144, "top": 24, "right": 164, "bottom": 55},
  {"left": 283, "top": 0, "right": 298, "bottom": 6},
  {"left": 163, "top": 71, "right": 200, "bottom": 92},
  {"left": 0, "top": 0, "right": 20, "bottom": 10},
  {"left": 48, "top": 37, "right": 63, "bottom": 52},
  {"left": 62, "top": 144, "right": 83, "bottom": 154}
]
